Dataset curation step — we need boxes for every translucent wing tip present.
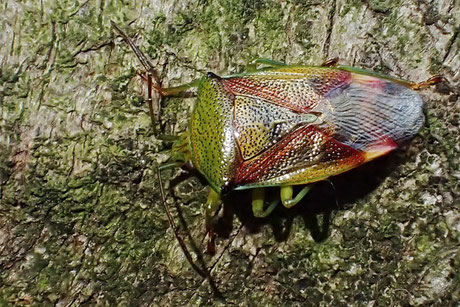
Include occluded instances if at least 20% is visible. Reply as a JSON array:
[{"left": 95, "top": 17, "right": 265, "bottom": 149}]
[{"left": 325, "top": 74, "right": 425, "bottom": 152}]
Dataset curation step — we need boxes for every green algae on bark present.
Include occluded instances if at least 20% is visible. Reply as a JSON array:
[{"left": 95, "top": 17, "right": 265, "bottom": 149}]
[{"left": 0, "top": 0, "right": 459, "bottom": 305}]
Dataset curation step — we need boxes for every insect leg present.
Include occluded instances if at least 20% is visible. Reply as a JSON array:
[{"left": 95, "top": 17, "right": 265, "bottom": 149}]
[
  {"left": 246, "top": 58, "right": 287, "bottom": 72},
  {"left": 205, "top": 189, "right": 221, "bottom": 254},
  {"left": 254, "top": 58, "right": 287, "bottom": 68},
  {"left": 112, "top": 21, "right": 202, "bottom": 95},
  {"left": 280, "top": 185, "right": 313, "bottom": 208},
  {"left": 205, "top": 189, "right": 221, "bottom": 229},
  {"left": 252, "top": 188, "right": 279, "bottom": 218},
  {"left": 112, "top": 21, "right": 200, "bottom": 127},
  {"left": 321, "top": 57, "right": 339, "bottom": 67},
  {"left": 160, "top": 79, "right": 202, "bottom": 96},
  {"left": 112, "top": 21, "right": 162, "bottom": 129},
  {"left": 336, "top": 65, "right": 409, "bottom": 84},
  {"left": 337, "top": 65, "right": 444, "bottom": 90},
  {"left": 156, "top": 168, "right": 209, "bottom": 278},
  {"left": 112, "top": 22, "right": 161, "bottom": 87},
  {"left": 158, "top": 170, "right": 224, "bottom": 298},
  {"left": 409, "top": 75, "right": 444, "bottom": 90}
]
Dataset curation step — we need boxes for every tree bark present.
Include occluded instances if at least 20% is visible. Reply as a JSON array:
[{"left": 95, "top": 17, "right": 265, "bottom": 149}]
[{"left": 1, "top": 0, "right": 459, "bottom": 305}]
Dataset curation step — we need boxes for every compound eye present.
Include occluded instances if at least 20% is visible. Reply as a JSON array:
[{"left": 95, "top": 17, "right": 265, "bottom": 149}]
[{"left": 206, "top": 72, "right": 221, "bottom": 79}]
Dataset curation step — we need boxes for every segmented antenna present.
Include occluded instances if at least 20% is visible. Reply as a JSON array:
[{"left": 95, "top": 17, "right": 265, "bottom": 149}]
[
  {"left": 111, "top": 21, "right": 159, "bottom": 132},
  {"left": 111, "top": 21, "right": 161, "bottom": 84}
]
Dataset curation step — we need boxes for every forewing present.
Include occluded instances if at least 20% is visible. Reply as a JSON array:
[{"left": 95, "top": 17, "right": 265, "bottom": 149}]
[
  {"left": 222, "top": 67, "right": 351, "bottom": 112},
  {"left": 226, "top": 67, "right": 424, "bottom": 187},
  {"left": 234, "top": 125, "right": 365, "bottom": 187}
]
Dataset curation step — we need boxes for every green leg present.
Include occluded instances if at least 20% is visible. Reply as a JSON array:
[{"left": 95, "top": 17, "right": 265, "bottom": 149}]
[
  {"left": 336, "top": 65, "right": 417, "bottom": 89},
  {"left": 205, "top": 188, "right": 221, "bottom": 230},
  {"left": 204, "top": 189, "right": 221, "bottom": 255},
  {"left": 280, "top": 185, "right": 313, "bottom": 208},
  {"left": 254, "top": 58, "right": 287, "bottom": 68},
  {"left": 157, "top": 134, "right": 181, "bottom": 142},
  {"left": 338, "top": 65, "right": 443, "bottom": 90},
  {"left": 158, "top": 161, "right": 183, "bottom": 170},
  {"left": 252, "top": 188, "right": 279, "bottom": 218},
  {"left": 160, "top": 79, "right": 202, "bottom": 96},
  {"left": 246, "top": 58, "right": 287, "bottom": 73}
]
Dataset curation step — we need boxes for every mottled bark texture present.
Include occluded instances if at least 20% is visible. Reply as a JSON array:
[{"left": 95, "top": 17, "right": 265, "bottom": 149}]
[{"left": 0, "top": 0, "right": 459, "bottom": 305}]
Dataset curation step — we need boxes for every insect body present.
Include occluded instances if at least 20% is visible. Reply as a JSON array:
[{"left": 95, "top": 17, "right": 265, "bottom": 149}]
[
  {"left": 185, "top": 65, "right": 439, "bottom": 222},
  {"left": 193, "top": 68, "right": 423, "bottom": 189},
  {"left": 112, "top": 22, "right": 440, "bottom": 250}
]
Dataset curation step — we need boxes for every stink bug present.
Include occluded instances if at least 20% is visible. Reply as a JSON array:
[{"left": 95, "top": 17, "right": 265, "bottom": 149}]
[{"left": 112, "top": 22, "right": 441, "bottom": 274}]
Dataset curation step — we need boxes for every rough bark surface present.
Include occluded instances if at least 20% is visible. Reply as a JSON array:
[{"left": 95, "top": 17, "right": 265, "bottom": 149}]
[{"left": 0, "top": 0, "right": 459, "bottom": 305}]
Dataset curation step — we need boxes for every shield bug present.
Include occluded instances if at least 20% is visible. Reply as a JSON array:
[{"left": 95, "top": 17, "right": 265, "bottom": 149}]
[{"left": 112, "top": 22, "right": 442, "bottom": 275}]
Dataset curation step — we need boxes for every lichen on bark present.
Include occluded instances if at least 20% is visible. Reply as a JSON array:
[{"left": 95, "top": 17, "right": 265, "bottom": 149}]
[{"left": 0, "top": 0, "right": 459, "bottom": 305}]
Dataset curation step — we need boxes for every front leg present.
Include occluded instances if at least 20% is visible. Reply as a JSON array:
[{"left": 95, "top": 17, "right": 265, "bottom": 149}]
[{"left": 205, "top": 189, "right": 221, "bottom": 254}]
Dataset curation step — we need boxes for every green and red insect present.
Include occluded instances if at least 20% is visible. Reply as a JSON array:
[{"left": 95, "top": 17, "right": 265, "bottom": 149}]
[{"left": 112, "top": 22, "right": 441, "bottom": 274}]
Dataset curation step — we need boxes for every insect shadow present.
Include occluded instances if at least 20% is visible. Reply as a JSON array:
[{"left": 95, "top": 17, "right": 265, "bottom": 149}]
[{"left": 209, "top": 149, "right": 408, "bottom": 244}]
